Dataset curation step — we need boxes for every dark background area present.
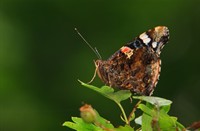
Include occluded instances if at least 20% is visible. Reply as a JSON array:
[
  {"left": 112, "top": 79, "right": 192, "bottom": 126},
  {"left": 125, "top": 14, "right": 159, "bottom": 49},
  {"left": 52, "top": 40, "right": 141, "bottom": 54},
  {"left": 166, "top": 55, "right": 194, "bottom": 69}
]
[{"left": 1, "top": 0, "right": 200, "bottom": 131}]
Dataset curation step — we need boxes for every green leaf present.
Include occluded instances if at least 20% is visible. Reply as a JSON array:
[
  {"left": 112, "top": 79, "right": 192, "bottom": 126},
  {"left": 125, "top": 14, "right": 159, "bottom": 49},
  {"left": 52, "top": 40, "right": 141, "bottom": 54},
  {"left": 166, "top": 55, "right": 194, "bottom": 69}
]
[
  {"left": 78, "top": 80, "right": 131, "bottom": 124},
  {"left": 78, "top": 80, "right": 132, "bottom": 103},
  {"left": 115, "top": 125, "right": 134, "bottom": 131},
  {"left": 63, "top": 117, "right": 103, "bottom": 131},
  {"left": 137, "top": 104, "right": 179, "bottom": 131},
  {"left": 108, "top": 89, "right": 132, "bottom": 102},
  {"left": 63, "top": 115, "right": 116, "bottom": 131},
  {"left": 142, "top": 113, "right": 153, "bottom": 131},
  {"left": 137, "top": 104, "right": 153, "bottom": 131},
  {"left": 175, "top": 121, "right": 185, "bottom": 130},
  {"left": 157, "top": 110, "right": 177, "bottom": 130},
  {"left": 138, "top": 104, "right": 153, "bottom": 115},
  {"left": 160, "top": 105, "right": 171, "bottom": 113},
  {"left": 132, "top": 96, "right": 172, "bottom": 107},
  {"left": 63, "top": 121, "right": 78, "bottom": 130},
  {"left": 94, "top": 110, "right": 114, "bottom": 129}
]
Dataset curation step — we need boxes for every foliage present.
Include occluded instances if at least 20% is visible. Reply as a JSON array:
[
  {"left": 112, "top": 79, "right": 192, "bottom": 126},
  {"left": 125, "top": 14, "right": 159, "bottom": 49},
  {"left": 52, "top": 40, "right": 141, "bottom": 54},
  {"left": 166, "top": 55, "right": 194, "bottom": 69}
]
[{"left": 63, "top": 81, "right": 200, "bottom": 131}]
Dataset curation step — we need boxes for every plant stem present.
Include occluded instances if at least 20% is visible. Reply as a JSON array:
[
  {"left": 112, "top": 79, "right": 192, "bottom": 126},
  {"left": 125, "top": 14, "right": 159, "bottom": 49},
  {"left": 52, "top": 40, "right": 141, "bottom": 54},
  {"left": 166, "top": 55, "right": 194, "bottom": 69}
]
[
  {"left": 127, "top": 100, "right": 142, "bottom": 124},
  {"left": 116, "top": 102, "right": 128, "bottom": 124}
]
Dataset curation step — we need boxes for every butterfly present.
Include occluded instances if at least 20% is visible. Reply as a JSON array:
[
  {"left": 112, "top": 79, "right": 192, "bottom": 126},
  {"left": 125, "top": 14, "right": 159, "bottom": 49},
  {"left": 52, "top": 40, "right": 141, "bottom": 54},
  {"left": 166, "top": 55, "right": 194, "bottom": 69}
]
[{"left": 95, "top": 26, "right": 169, "bottom": 96}]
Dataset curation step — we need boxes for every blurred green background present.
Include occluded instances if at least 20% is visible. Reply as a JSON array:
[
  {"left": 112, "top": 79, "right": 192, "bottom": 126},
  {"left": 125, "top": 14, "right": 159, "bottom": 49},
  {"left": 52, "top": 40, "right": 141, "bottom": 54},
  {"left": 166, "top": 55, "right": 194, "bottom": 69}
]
[{"left": 1, "top": 0, "right": 200, "bottom": 130}]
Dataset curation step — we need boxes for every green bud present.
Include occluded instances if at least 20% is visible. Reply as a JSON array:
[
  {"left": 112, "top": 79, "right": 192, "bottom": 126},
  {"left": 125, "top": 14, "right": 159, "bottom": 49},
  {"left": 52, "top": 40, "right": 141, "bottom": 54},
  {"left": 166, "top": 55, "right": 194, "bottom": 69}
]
[{"left": 80, "top": 104, "right": 97, "bottom": 123}]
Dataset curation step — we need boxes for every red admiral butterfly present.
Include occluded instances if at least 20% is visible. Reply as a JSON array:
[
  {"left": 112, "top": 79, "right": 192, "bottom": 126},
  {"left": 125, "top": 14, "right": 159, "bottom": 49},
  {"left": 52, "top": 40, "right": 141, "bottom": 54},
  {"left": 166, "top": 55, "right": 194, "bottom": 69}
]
[{"left": 94, "top": 26, "right": 169, "bottom": 96}]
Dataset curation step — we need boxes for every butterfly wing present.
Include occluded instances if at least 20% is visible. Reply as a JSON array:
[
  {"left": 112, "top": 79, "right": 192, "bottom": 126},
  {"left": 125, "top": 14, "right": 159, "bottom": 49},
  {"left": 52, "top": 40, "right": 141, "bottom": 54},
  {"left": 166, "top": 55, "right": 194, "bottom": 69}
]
[{"left": 96, "top": 26, "right": 169, "bottom": 95}]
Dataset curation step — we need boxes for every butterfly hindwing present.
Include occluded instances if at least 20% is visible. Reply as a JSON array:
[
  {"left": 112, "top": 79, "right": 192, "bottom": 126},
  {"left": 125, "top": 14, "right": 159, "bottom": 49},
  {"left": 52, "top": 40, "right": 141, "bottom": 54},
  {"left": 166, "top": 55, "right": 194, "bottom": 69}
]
[{"left": 96, "top": 26, "right": 169, "bottom": 95}]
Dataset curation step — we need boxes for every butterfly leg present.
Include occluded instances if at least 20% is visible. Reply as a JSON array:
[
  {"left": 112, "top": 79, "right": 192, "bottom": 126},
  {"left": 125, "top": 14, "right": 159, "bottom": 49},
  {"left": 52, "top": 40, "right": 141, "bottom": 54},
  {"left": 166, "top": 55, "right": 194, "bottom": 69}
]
[{"left": 87, "top": 60, "right": 99, "bottom": 84}]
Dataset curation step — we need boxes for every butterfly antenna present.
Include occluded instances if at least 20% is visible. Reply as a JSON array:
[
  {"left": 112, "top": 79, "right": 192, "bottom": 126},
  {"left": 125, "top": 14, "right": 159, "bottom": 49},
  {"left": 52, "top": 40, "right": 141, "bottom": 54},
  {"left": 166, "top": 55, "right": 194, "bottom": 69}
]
[
  {"left": 75, "top": 28, "right": 102, "bottom": 59},
  {"left": 94, "top": 47, "right": 102, "bottom": 60}
]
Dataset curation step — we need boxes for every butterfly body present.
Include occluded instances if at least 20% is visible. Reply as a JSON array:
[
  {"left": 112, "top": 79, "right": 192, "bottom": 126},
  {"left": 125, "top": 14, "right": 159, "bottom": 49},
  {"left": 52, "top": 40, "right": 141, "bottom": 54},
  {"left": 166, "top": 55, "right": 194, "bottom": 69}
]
[{"left": 95, "top": 26, "right": 169, "bottom": 96}]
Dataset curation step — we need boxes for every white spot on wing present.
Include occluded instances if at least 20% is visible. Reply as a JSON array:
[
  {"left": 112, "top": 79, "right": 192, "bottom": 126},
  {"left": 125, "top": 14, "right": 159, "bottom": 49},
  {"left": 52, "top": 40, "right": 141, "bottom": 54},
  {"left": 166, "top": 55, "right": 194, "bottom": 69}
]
[
  {"left": 139, "top": 33, "right": 148, "bottom": 40},
  {"left": 143, "top": 38, "right": 151, "bottom": 45},
  {"left": 152, "top": 42, "right": 157, "bottom": 48}
]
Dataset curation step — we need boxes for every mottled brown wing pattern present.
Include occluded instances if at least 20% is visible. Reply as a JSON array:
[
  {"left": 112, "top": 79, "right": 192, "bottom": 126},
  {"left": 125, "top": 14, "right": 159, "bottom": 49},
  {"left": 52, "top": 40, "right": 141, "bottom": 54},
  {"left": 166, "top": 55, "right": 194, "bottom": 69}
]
[{"left": 95, "top": 26, "right": 169, "bottom": 96}]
